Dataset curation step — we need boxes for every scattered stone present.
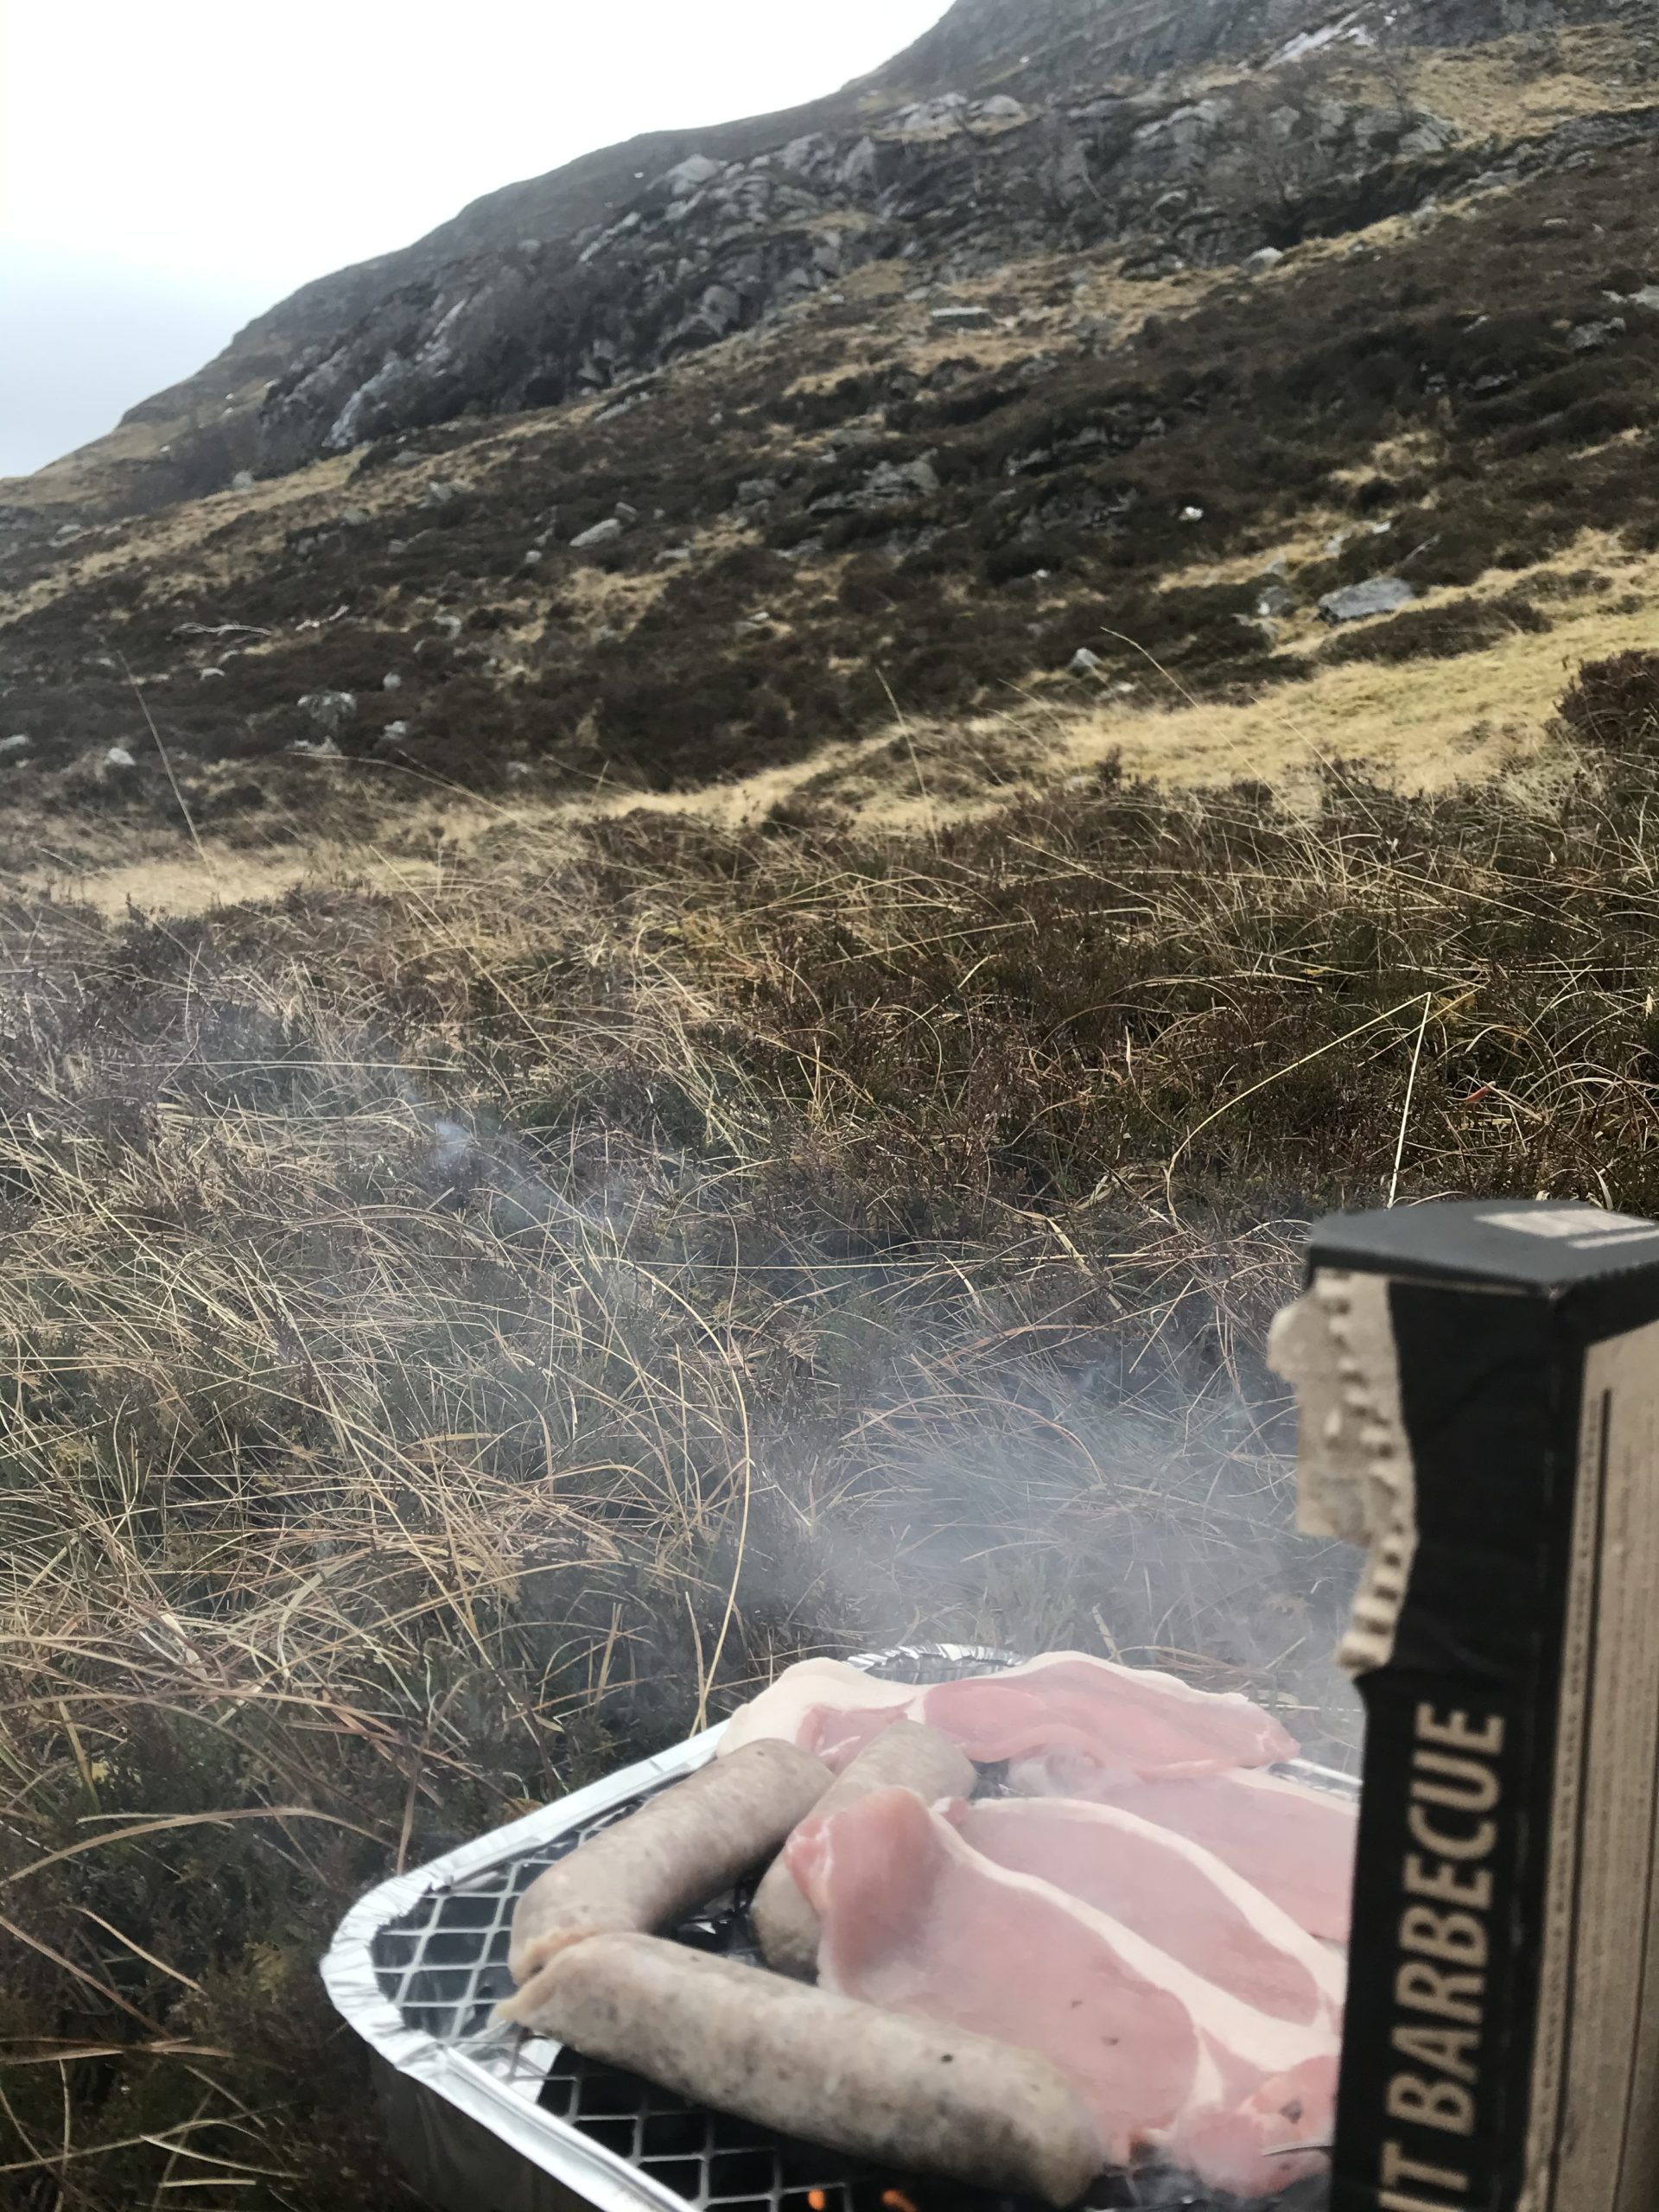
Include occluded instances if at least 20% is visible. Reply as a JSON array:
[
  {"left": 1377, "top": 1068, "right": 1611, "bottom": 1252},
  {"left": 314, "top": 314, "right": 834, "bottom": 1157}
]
[
  {"left": 505, "top": 760, "right": 531, "bottom": 780},
  {"left": 656, "top": 546, "right": 694, "bottom": 565},
  {"left": 423, "top": 479, "right": 466, "bottom": 507},
  {"left": 232, "top": 470, "right": 256, "bottom": 491},
  {"left": 383, "top": 672, "right": 404, "bottom": 691},
  {"left": 433, "top": 613, "right": 463, "bottom": 639},
  {"left": 1256, "top": 584, "right": 1295, "bottom": 618},
  {"left": 1069, "top": 647, "right": 1103, "bottom": 673},
  {"left": 340, "top": 506, "right": 371, "bottom": 527},
  {"left": 1179, "top": 505, "right": 1205, "bottom": 523},
  {"left": 1568, "top": 317, "right": 1625, "bottom": 351},
  {"left": 614, "top": 500, "right": 640, "bottom": 521},
  {"left": 1624, "top": 286, "right": 1659, "bottom": 312},
  {"left": 980, "top": 94, "right": 1027, "bottom": 121},
  {"left": 524, "top": 549, "right": 543, "bottom": 566},
  {"left": 388, "top": 538, "right": 407, "bottom": 555},
  {"left": 736, "top": 477, "right": 780, "bottom": 506},
  {"left": 0, "top": 734, "right": 29, "bottom": 753},
  {"left": 572, "top": 517, "right": 625, "bottom": 550},
  {"left": 199, "top": 667, "right": 226, "bottom": 680},
  {"left": 52, "top": 524, "right": 86, "bottom": 546},
  {"left": 105, "top": 745, "right": 137, "bottom": 769},
  {"left": 864, "top": 456, "right": 940, "bottom": 505},
  {"left": 298, "top": 690, "right": 357, "bottom": 734},
  {"left": 289, "top": 734, "right": 342, "bottom": 758},
  {"left": 1318, "top": 576, "right": 1416, "bottom": 623},
  {"left": 1244, "top": 246, "right": 1285, "bottom": 273},
  {"left": 931, "top": 304, "right": 995, "bottom": 333}
]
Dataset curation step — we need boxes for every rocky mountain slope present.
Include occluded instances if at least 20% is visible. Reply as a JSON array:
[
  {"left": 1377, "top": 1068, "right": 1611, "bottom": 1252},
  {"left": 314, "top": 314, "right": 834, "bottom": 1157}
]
[{"left": 3, "top": 0, "right": 1657, "bottom": 859}]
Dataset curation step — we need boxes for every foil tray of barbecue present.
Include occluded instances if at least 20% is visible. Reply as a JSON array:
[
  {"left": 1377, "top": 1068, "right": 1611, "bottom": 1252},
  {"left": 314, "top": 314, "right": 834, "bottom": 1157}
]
[{"left": 322, "top": 1645, "right": 1357, "bottom": 2212}]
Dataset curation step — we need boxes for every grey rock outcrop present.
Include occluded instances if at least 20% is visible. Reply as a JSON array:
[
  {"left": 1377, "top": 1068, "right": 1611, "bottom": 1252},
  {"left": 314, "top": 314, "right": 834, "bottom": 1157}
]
[{"left": 1318, "top": 577, "right": 1416, "bottom": 623}]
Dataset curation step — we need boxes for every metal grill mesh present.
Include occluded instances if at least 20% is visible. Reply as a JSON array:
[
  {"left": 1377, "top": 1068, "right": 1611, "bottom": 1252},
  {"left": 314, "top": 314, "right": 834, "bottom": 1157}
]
[{"left": 368, "top": 1649, "right": 1339, "bottom": 2212}]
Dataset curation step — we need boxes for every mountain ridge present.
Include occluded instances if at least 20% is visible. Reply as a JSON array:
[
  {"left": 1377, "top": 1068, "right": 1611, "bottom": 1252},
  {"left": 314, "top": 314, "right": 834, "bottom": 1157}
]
[{"left": 10, "top": 0, "right": 1633, "bottom": 518}]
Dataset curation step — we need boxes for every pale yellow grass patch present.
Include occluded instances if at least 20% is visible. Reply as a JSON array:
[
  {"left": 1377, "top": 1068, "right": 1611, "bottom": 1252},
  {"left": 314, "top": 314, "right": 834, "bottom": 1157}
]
[
  {"left": 1406, "top": 28, "right": 1653, "bottom": 137},
  {"left": 1060, "top": 562, "right": 1657, "bottom": 795}
]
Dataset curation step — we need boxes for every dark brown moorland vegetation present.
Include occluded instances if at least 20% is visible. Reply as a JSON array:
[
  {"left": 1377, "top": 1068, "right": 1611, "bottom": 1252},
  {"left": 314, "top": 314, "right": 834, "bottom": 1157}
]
[{"left": 1, "top": 654, "right": 1657, "bottom": 2207}]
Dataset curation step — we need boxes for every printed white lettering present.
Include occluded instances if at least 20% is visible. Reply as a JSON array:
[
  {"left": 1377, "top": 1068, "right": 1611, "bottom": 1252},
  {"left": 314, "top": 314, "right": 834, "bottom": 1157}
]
[
  {"left": 1401, "top": 1906, "right": 1489, "bottom": 1969},
  {"left": 1404, "top": 1854, "right": 1493, "bottom": 1910},
  {"left": 1415, "top": 1707, "right": 1506, "bottom": 1758},
  {"left": 1408, "top": 1804, "right": 1497, "bottom": 1860},
  {"left": 1387, "top": 2075, "right": 1477, "bottom": 2136},
  {"left": 1391, "top": 2025, "right": 1480, "bottom": 2084}
]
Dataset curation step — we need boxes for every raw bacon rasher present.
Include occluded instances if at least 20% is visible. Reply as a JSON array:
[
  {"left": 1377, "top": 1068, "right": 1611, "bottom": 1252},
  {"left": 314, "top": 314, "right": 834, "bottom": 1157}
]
[
  {"left": 788, "top": 1785, "right": 1338, "bottom": 2200},
  {"left": 957, "top": 1797, "right": 1345, "bottom": 2027},
  {"left": 1051, "top": 1767, "right": 1358, "bottom": 1947},
  {"left": 719, "top": 1651, "right": 1298, "bottom": 1783}
]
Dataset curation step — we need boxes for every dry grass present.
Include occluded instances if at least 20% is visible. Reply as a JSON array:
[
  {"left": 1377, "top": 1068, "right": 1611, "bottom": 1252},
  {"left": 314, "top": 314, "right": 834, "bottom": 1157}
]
[{"left": 6, "top": 652, "right": 1659, "bottom": 2205}]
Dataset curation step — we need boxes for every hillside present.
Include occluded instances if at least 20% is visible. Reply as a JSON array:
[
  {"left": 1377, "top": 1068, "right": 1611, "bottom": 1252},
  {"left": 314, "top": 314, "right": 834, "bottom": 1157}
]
[{"left": 3, "top": 0, "right": 1658, "bottom": 881}]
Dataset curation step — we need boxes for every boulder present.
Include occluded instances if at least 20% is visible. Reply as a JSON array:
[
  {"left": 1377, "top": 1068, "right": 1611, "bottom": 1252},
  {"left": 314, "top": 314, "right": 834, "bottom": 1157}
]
[
  {"left": 980, "top": 94, "right": 1027, "bottom": 122},
  {"left": 779, "top": 134, "right": 830, "bottom": 173},
  {"left": 701, "top": 283, "right": 744, "bottom": 333},
  {"left": 665, "top": 154, "right": 722, "bottom": 197},
  {"left": 1318, "top": 577, "right": 1415, "bottom": 624},
  {"left": 839, "top": 137, "right": 880, "bottom": 190},
  {"left": 1244, "top": 246, "right": 1285, "bottom": 273},
  {"left": 299, "top": 690, "right": 357, "bottom": 734},
  {"left": 571, "top": 518, "right": 625, "bottom": 550},
  {"left": 863, "top": 456, "right": 940, "bottom": 505}
]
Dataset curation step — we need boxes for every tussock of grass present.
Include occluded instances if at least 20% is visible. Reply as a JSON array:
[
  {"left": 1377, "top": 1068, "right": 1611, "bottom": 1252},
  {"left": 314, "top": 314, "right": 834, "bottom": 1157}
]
[{"left": 6, "top": 671, "right": 1659, "bottom": 2202}]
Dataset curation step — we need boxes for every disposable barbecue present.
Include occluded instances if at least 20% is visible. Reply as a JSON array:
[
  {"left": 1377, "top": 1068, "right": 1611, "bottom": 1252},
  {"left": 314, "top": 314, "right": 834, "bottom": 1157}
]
[
  {"left": 325, "top": 1645, "right": 1357, "bottom": 2212},
  {"left": 327, "top": 1195, "right": 1659, "bottom": 2212}
]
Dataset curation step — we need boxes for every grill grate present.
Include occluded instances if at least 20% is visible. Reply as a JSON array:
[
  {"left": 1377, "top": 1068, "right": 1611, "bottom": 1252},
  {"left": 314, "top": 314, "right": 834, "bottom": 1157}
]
[{"left": 347, "top": 1648, "right": 1349, "bottom": 2212}]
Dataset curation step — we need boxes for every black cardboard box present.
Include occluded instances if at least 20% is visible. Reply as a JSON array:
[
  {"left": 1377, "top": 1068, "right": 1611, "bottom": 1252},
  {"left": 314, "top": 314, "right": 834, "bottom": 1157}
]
[{"left": 1270, "top": 1199, "right": 1659, "bottom": 2212}]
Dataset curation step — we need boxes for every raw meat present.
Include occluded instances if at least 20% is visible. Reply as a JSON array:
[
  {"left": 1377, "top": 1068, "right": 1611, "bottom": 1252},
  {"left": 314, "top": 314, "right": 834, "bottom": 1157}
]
[
  {"left": 505, "top": 1932, "right": 1104, "bottom": 2209},
  {"left": 507, "top": 1739, "right": 830, "bottom": 1983},
  {"left": 789, "top": 1785, "right": 1337, "bottom": 2200},
  {"left": 719, "top": 1658, "right": 907, "bottom": 1764},
  {"left": 753, "top": 1721, "right": 976, "bottom": 1976},
  {"left": 720, "top": 1652, "right": 1298, "bottom": 1783},
  {"left": 1035, "top": 1767, "right": 1357, "bottom": 1946},
  {"left": 958, "top": 1798, "right": 1345, "bottom": 2026}
]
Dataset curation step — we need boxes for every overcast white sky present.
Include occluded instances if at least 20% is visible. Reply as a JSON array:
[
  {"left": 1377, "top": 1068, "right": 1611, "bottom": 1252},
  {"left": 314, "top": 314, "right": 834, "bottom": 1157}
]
[{"left": 1, "top": 0, "right": 949, "bottom": 479}]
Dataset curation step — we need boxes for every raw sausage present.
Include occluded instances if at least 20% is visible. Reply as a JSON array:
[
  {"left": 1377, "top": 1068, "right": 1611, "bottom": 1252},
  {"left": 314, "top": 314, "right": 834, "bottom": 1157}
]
[
  {"left": 508, "top": 1738, "right": 830, "bottom": 1983},
  {"left": 752, "top": 1720, "right": 975, "bottom": 1975},
  {"left": 499, "top": 1932, "right": 1103, "bottom": 2209}
]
